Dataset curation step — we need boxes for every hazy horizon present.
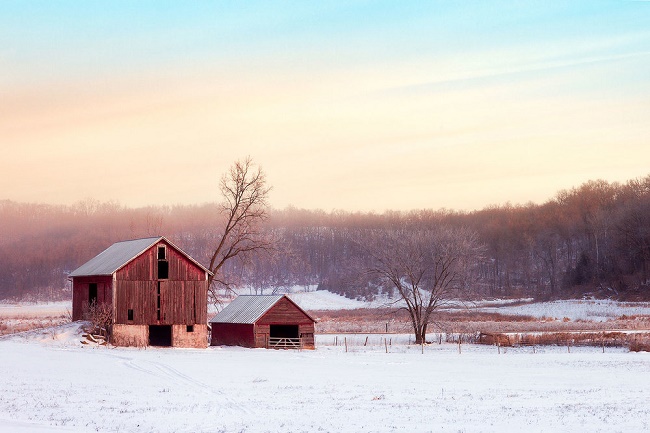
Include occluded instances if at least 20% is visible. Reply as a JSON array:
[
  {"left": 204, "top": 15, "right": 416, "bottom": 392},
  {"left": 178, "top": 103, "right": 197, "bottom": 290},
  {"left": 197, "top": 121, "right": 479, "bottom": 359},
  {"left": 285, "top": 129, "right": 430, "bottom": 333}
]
[
  {"left": 4, "top": 170, "right": 648, "bottom": 215},
  {"left": 2, "top": 1, "right": 649, "bottom": 212}
]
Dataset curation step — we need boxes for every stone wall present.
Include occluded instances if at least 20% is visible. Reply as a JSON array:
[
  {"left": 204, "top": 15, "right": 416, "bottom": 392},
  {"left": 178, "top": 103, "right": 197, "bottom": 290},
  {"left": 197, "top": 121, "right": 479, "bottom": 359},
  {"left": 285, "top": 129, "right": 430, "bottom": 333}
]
[
  {"left": 172, "top": 324, "right": 208, "bottom": 348},
  {"left": 112, "top": 324, "right": 148, "bottom": 347}
]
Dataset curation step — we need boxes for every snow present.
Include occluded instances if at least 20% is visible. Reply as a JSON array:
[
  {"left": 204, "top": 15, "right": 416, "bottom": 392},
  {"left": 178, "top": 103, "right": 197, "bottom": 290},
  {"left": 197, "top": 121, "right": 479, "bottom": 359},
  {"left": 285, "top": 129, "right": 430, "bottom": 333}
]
[
  {"left": 0, "top": 301, "right": 70, "bottom": 318},
  {"left": 477, "top": 299, "right": 650, "bottom": 322},
  {"left": 1, "top": 324, "right": 650, "bottom": 432},
  {"left": 288, "top": 290, "right": 369, "bottom": 310},
  {"left": 287, "top": 290, "right": 650, "bottom": 323}
]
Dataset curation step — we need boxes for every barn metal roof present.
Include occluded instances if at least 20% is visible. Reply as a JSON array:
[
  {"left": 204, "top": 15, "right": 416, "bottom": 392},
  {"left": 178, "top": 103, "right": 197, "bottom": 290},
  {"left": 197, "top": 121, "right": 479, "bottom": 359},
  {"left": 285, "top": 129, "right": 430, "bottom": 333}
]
[
  {"left": 209, "top": 295, "right": 316, "bottom": 324},
  {"left": 69, "top": 237, "right": 163, "bottom": 277},
  {"left": 210, "top": 295, "right": 284, "bottom": 324},
  {"left": 68, "top": 236, "right": 212, "bottom": 278}
]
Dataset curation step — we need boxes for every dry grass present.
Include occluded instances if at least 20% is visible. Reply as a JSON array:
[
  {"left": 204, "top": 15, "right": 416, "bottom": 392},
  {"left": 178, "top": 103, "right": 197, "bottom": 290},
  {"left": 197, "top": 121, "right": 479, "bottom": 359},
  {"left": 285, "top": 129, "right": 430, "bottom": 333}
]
[
  {"left": 311, "top": 307, "right": 650, "bottom": 350},
  {"left": 0, "top": 314, "right": 70, "bottom": 336},
  {"left": 628, "top": 338, "right": 650, "bottom": 352},
  {"left": 312, "top": 308, "right": 650, "bottom": 333},
  {"left": 477, "top": 330, "right": 650, "bottom": 349}
]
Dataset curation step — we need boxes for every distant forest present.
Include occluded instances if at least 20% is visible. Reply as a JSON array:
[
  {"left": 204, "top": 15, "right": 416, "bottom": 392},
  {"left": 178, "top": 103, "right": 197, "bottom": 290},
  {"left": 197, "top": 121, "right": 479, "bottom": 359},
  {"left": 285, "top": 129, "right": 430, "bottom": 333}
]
[{"left": 1, "top": 174, "right": 650, "bottom": 302}]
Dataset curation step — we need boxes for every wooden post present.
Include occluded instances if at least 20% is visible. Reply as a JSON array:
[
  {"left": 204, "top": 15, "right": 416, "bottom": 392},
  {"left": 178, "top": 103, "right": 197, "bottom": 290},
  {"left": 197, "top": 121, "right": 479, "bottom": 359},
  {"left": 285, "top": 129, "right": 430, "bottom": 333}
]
[
  {"left": 385, "top": 337, "right": 388, "bottom": 354},
  {"left": 364, "top": 336, "right": 369, "bottom": 346},
  {"left": 345, "top": 337, "right": 348, "bottom": 353},
  {"left": 335, "top": 336, "right": 338, "bottom": 346}
]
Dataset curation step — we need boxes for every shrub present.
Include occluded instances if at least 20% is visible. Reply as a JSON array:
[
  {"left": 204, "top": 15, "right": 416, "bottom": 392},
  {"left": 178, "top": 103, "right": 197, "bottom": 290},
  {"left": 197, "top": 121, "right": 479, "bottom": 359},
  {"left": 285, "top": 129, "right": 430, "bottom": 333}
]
[{"left": 83, "top": 301, "right": 113, "bottom": 342}]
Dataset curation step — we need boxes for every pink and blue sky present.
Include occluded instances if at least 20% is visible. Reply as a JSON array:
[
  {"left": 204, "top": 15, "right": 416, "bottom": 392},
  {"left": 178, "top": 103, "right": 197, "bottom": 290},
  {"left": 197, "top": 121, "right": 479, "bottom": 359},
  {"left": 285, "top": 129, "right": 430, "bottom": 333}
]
[{"left": 1, "top": 1, "right": 649, "bottom": 211}]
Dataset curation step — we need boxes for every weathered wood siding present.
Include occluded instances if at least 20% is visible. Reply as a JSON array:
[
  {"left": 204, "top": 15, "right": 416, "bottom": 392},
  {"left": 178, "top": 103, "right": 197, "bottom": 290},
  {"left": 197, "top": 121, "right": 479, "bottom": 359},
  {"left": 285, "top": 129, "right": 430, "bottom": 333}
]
[
  {"left": 113, "top": 240, "right": 208, "bottom": 327},
  {"left": 257, "top": 297, "right": 314, "bottom": 326},
  {"left": 116, "top": 241, "right": 205, "bottom": 281},
  {"left": 256, "top": 297, "right": 316, "bottom": 349},
  {"left": 114, "top": 280, "right": 207, "bottom": 325},
  {"left": 71, "top": 275, "right": 113, "bottom": 321}
]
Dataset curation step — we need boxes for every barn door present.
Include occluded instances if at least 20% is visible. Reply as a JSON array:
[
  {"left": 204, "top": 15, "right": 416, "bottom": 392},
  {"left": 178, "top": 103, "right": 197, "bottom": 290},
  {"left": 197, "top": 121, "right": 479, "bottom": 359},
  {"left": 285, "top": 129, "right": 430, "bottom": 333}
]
[{"left": 149, "top": 325, "right": 172, "bottom": 346}]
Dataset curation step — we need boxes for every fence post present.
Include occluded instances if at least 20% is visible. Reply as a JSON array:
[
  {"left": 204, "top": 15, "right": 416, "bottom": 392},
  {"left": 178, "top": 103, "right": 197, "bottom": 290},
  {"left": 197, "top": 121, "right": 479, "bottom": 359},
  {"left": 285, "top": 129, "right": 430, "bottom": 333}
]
[
  {"left": 345, "top": 337, "right": 348, "bottom": 353},
  {"left": 385, "top": 337, "right": 388, "bottom": 354},
  {"left": 364, "top": 336, "right": 368, "bottom": 346}
]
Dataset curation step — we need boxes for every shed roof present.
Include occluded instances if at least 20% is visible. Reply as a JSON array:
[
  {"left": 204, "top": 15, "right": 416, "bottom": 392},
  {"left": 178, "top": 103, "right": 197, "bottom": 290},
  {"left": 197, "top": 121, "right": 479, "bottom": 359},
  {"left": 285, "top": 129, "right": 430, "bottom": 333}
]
[
  {"left": 69, "top": 236, "right": 211, "bottom": 277},
  {"left": 209, "top": 295, "right": 316, "bottom": 324}
]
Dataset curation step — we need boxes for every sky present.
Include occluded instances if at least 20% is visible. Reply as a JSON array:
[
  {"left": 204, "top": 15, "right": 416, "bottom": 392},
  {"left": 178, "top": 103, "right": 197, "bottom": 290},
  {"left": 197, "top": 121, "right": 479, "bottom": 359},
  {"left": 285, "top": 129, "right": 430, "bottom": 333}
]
[{"left": 1, "top": 1, "right": 649, "bottom": 212}]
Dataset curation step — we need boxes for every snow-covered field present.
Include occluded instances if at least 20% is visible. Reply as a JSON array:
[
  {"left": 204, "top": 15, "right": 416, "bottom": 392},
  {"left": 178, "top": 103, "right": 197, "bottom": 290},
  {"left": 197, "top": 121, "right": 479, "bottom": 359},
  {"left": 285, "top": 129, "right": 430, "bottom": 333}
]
[
  {"left": 1, "top": 323, "right": 650, "bottom": 433},
  {"left": 0, "top": 301, "right": 70, "bottom": 318},
  {"left": 288, "top": 291, "right": 650, "bottom": 322},
  {"left": 476, "top": 299, "right": 650, "bottom": 322}
]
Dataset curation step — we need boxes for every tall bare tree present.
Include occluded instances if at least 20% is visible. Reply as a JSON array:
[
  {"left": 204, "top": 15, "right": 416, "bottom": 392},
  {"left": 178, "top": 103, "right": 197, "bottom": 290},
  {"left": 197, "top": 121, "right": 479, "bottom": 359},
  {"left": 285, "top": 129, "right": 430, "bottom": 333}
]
[
  {"left": 207, "top": 157, "right": 272, "bottom": 303},
  {"left": 362, "top": 226, "right": 482, "bottom": 344}
]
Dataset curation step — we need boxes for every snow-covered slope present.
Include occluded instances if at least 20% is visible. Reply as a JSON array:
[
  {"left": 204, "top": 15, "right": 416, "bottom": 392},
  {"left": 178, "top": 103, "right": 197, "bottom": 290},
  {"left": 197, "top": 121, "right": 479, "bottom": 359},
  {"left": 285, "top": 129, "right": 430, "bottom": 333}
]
[{"left": 288, "top": 290, "right": 369, "bottom": 310}]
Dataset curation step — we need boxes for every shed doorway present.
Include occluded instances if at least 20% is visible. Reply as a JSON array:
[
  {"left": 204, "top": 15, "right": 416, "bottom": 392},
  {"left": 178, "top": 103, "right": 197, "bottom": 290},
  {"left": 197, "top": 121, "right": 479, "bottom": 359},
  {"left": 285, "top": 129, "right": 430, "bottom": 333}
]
[
  {"left": 149, "top": 325, "right": 172, "bottom": 347},
  {"left": 268, "top": 325, "right": 300, "bottom": 349},
  {"left": 270, "top": 324, "right": 299, "bottom": 339}
]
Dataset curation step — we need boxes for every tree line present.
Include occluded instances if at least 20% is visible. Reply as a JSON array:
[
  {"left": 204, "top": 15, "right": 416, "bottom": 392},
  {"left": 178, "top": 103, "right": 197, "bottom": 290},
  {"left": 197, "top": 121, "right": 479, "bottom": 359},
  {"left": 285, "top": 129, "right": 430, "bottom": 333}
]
[{"left": 1, "top": 174, "right": 649, "bottom": 302}]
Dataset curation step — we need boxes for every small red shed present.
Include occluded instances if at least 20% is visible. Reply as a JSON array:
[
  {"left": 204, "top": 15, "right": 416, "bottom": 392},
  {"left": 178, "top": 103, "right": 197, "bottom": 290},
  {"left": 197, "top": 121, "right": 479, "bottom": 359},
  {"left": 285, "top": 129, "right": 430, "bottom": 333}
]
[
  {"left": 210, "top": 295, "right": 316, "bottom": 349},
  {"left": 69, "top": 236, "right": 211, "bottom": 348}
]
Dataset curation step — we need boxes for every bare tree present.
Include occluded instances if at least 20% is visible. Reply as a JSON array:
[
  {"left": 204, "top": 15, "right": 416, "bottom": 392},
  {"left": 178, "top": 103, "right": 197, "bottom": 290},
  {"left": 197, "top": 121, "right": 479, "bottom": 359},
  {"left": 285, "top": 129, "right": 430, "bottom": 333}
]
[
  {"left": 362, "top": 226, "right": 482, "bottom": 344},
  {"left": 207, "top": 157, "right": 272, "bottom": 303}
]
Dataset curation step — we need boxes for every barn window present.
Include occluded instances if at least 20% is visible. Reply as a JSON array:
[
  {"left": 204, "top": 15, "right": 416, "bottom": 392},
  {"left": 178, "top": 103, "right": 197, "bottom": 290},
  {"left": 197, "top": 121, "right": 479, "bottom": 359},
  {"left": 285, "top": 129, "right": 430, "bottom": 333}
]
[
  {"left": 158, "top": 260, "right": 169, "bottom": 279},
  {"left": 88, "top": 283, "right": 98, "bottom": 305},
  {"left": 127, "top": 309, "right": 134, "bottom": 321},
  {"left": 186, "top": 325, "right": 194, "bottom": 333},
  {"left": 157, "top": 245, "right": 166, "bottom": 260}
]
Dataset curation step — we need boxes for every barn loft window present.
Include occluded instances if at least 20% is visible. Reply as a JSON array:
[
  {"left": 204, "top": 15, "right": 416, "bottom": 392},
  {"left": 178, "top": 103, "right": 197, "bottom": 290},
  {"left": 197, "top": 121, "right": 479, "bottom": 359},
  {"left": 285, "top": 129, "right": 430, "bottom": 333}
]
[
  {"left": 158, "top": 260, "right": 169, "bottom": 279},
  {"left": 186, "top": 325, "right": 194, "bottom": 333},
  {"left": 157, "top": 244, "right": 169, "bottom": 279},
  {"left": 127, "top": 309, "right": 134, "bottom": 321}
]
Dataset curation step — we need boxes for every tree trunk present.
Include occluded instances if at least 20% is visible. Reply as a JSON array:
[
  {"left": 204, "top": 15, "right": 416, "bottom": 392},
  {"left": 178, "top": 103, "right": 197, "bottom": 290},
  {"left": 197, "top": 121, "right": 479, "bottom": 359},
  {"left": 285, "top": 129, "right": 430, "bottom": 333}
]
[{"left": 413, "top": 323, "right": 427, "bottom": 345}]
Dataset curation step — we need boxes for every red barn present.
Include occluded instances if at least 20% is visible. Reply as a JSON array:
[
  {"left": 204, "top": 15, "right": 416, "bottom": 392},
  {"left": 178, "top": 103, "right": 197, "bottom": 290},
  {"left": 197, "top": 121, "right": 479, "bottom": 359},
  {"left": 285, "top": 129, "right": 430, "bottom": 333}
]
[
  {"left": 69, "top": 236, "right": 211, "bottom": 348},
  {"left": 210, "top": 295, "right": 316, "bottom": 349}
]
